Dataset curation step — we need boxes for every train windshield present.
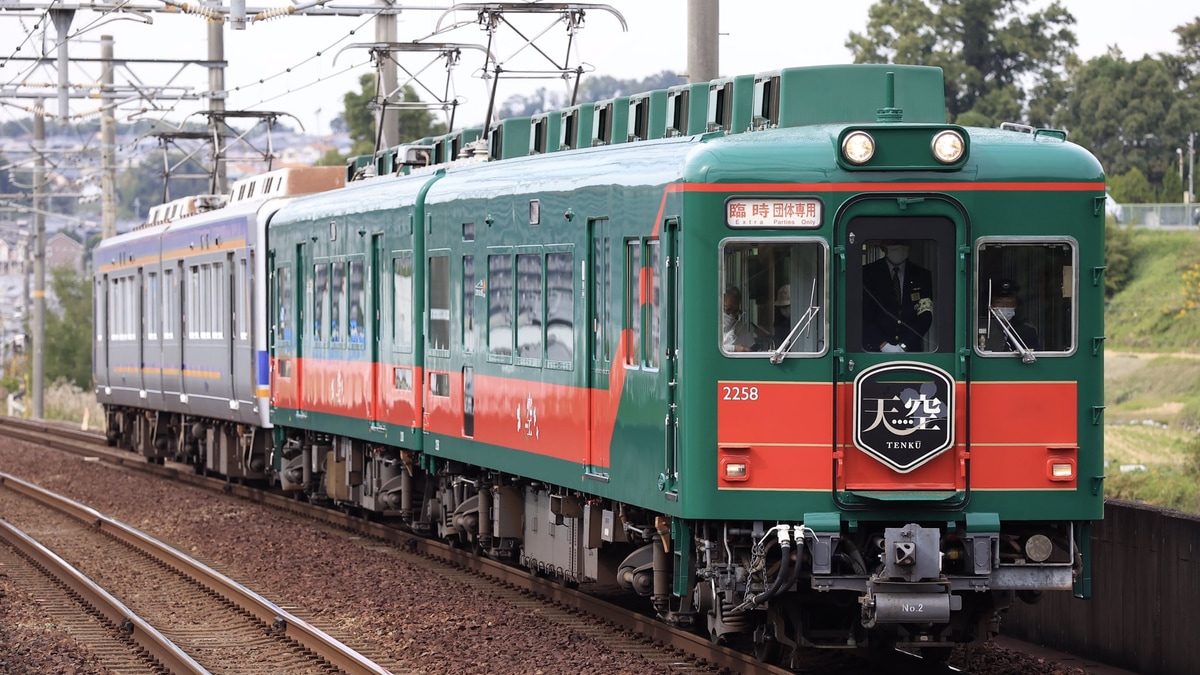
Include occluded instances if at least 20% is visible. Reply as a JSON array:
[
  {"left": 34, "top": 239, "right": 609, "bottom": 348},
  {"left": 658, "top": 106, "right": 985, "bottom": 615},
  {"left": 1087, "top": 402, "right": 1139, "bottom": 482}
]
[
  {"left": 976, "top": 239, "right": 1077, "bottom": 356},
  {"left": 720, "top": 239, "right": 826, "bottom": 356}
]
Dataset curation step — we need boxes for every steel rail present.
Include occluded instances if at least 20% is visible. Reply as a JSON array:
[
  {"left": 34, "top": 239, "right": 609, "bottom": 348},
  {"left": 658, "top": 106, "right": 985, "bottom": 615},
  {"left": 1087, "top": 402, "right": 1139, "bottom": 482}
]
[
  {"left": 0, "top": 471, "right": 393, "bottom": 675},
  {"left": 0, "top": 502, "right": 208, "bottom": 674}
]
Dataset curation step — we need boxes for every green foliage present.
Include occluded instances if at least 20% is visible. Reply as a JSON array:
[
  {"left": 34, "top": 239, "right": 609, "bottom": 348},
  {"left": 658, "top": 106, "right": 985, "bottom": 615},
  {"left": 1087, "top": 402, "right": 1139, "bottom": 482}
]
[
  {"left": 847, "top": 0, "right": 1077, "bottom": 122},
  {"left": 43, "top": 267, "right": 93, "bottom": 389},
  {"left": 1105, "top": 230, "right": 1200, "bottom": 350},
  {"left": 1178, "top": 263, "right": 1200, "bottom": 318},
  {"left": 1104, "top": 370, "right": 1200, "bottom": 514},
  {"left": 1108, "top": 167, "right": 1154, "bottom": 204},
  {"left": 1160, "top": 165, "right": 1185, "bottom": 202},
  {"left": 315, "top": 148, "right": 347, "bottom": 167},
  {"left": 1103, "top": 221, "right": 1135, "bottom": 299},
  {"left": 116, "top": 155, "right": 209, "bottom": 221}
]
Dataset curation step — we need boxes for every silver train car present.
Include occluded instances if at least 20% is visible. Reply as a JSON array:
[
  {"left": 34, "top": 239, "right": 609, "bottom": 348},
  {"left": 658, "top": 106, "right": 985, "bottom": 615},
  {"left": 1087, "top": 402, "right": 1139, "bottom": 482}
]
[{"left": 93, "top": 166, "right": 345, "bottom": 476}]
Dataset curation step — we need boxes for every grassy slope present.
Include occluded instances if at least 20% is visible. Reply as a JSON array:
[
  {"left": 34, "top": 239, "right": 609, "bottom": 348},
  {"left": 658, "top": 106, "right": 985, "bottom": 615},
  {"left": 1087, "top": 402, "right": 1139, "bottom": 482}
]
[{"left": 1102, "top": 229, "right": 1200, "bottom": 511}]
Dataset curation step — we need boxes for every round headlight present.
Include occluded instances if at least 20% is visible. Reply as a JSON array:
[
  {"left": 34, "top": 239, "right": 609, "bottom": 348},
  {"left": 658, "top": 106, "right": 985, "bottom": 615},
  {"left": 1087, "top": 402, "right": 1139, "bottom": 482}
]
[
  {"left": 841, "top": 131, "right": 875, "bottom": 165},
  {"left": 932, "top": 130, "right": 965, "bottom": 164}
]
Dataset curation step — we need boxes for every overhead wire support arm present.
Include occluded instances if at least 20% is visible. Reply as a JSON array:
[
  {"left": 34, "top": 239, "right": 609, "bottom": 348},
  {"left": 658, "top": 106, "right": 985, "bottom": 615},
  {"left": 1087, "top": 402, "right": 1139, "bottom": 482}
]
[
  {"left": 433, "top": 3, "right": 626, "bottom": 134},
  {"left": 334, "top": 41, "right": 491, "bottom": 144}
]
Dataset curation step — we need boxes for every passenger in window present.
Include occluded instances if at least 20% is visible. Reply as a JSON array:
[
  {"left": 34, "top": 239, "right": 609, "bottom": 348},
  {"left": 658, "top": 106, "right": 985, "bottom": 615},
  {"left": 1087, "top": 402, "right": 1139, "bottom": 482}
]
[
  {"left": 722, "top": 287, "right": 756, "bottom": 352},
  {"left": 773, "top": 284, "right": 792, "bottom": 347},
  {"left": 985, "top": 279, "right": 1040, "bottom": 352},
  {"left": 862, "top": 240, "right": 933, "bottom": 352}
]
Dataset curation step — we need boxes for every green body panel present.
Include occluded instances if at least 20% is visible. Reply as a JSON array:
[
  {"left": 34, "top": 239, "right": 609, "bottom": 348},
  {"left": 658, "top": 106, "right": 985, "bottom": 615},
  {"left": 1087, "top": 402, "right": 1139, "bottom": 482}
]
[
  {"left": 666, "top": 82, "right": 709, "bottom": 136},
  {"left": 489, "top": 117, "right": 532, "bottom": 160},
  {"left": 707, "top": 74, "right": 754, "bottom": 134},
  {"left": 530, "top": 113, "right": 561, "bottom": 155},
  {"left": 629, "top": 90, "right": 668, "bottom": 141},
  {"left": 559, "top": 104, "right": 594, "bottom": 150},
  {"left": 765, "top": 64, "right": 948, "bottom": 127},
  {"left": 592, "top": 96, "right": 630, "bottom": 146}
]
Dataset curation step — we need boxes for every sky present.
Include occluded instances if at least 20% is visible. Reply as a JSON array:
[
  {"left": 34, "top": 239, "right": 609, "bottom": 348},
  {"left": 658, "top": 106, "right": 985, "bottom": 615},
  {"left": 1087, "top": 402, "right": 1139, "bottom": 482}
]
[{"left": 0, "top": 0, "right": 1197, "bottom": 137}]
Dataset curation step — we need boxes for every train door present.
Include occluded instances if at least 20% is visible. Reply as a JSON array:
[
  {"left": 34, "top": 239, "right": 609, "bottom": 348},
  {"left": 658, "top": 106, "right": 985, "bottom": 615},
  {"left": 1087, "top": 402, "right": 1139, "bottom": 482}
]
[
  {"left": 370, "top": 234, "right": 385, "bottom": 425},
  {"left": 231, "top": 252, "right": 251, "bottom": 413},
  {"left": 169, "top": 261, "right": 185, "bottom": 401},
  {"left": 833, "top": 205, "right": 965, "bottom": 501},
  {"left": 662, "top": 218, "right": 680, "bottom": 493},
  {"left": 94, "top": 275, "right": 109, "bottom": 396},
  {"left": 294, "top": 242, "right": 307, "bottom": 417},
  {"left": 585, "top": 217, "right": 612, "bottom": 476}
]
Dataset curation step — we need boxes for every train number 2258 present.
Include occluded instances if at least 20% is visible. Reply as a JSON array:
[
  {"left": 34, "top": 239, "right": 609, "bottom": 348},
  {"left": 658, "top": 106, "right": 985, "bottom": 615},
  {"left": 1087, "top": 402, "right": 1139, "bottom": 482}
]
[{"left": 721, "top": 385, "right": 760, "bottom": 401}]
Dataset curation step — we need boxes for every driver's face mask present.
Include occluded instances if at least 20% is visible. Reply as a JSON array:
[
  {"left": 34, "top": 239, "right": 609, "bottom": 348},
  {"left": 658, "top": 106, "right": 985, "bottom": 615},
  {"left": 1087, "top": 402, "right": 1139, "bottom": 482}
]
[{"left": 885, "top": 245, "right": 909, "bottom": 266}]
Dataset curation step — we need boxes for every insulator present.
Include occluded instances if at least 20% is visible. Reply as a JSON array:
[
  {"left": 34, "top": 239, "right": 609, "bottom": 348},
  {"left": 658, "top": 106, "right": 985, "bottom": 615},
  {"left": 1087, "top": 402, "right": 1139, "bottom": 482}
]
[
  {"left": 254, "top": 6, "right": 295, "bottom": 21},
  {"left": 179, "top": 3, "right": 223, "bottom": 20}
]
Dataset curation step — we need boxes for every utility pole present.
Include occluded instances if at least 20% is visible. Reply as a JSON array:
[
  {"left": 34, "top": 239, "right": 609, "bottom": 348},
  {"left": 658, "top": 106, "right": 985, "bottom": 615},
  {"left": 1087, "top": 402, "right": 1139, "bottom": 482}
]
[
  {"left": 686, "top": 0, "right": 719, "bottom": 83},
  {"left": 207, "top": 3, "right": 228, "bottom": 194},
  {"left": 101, "top": 35, "right": 117, "bottom": 240},
  {"left": 376, "top": 0, "right": 399, "bottom": 148},
  {"left": 32, "top": 100, "right": 45, "bottom": 419},
  {"left": 51, "top": 9, "right": 75, "bottom": 119},
  {"left": 1189, "top": 132, "right": 1195, "bottom": 206}
]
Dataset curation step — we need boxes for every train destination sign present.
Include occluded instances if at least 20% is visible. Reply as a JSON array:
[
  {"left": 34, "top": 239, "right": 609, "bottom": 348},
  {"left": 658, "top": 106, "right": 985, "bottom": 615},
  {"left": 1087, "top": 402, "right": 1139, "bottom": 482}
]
[
  {"left": 725, "top": 198, "right": 822, "bottom": 228},
  {"left": 853, "top": 361, "right": 955, "bottom": 473}
]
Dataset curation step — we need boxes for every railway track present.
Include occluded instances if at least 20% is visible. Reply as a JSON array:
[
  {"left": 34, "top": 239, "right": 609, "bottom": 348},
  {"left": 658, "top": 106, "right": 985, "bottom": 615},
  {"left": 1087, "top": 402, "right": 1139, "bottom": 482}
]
[
  {"left": 0, "top": 417, "right": 964, "bottom": 674},
  {"left": 0, "top": 470, "right": 390, "bottom": 674}
]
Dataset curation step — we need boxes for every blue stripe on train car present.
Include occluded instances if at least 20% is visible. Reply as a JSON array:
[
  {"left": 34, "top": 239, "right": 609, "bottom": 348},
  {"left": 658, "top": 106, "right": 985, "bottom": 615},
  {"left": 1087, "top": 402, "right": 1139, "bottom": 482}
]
[{"left": 257, "top": 350, "right": 269, "bottom": 388}]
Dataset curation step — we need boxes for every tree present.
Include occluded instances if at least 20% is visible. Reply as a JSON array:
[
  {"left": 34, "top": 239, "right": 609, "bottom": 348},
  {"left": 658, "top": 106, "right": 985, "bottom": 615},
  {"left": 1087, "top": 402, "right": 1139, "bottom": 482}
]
[
  {"left": 846, "top": 0, "right": 1077, "bottom": 123},
  {"left": 1109, "top": 167, "right": 1155, "bottom": 205},
  {"left": 43, "top": 266, "right": 92, "bottom": 389},
  {"left": 1051, "top": 52, "right": 1181, "bottom": 188},
  {"left": 115, "top": 155, "right": 208, "bottom": 221}
]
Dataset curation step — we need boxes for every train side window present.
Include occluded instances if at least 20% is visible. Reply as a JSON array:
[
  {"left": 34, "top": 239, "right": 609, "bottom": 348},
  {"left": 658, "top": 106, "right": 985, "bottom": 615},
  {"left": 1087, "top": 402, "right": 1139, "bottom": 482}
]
[
  {"left": 349, "top": 259, "right": 365, "bottom": 345},
  {"left": 210, "top": 261, "right": 224, "bottom": 340},
  {"left": 463, "top": 255, "right": 475, "bottom": 353},
  {"left": 429, "top": 255, "right": 451, "bottom": 353},
  {"left": 624, "top": 239, "right": 642, "bottom": 367},
  {"left": 976, "top": 239, "right": 1076, "bottom": 356},
  {"left": 593, "top": 232, "right": 612, "bottom": 362},
  {"left": 546, "top": 250, "right": 574, "bottom": 365},
  {"left": 392, "top": 253, "right": 413, "bottom": 353},
  {"left": 646, "top": 240, "right": 661, "bottom": 370},
  {"left": 313, "top": 262, "right": 328, "bottom": 342},
  {"left": 146, "top": 272, "right": 159, "bottom": 340},
  {"left": 189, "top": 265, "right": 202, "bottom": 339},
  {"left": 275, "top": 264, "right": 292, "bottom": 343},
  {"left": 720, "top": 239, "right": 827, "bottom": 357},
  {"left": 236, "top": 258, "right": 248, "bottom": 341},
  {"left": 163, "top": 268, "right": 175, "bottom": 340},
  {"left": 330, "top": 261, "right": 345, "bottom": 344},
  {"left": 517, "top": 252, "right": 544, "bottom": 362},
  {"left": 108, "top": 277, "right": 120, "bottom": 340},
  {"left": 488, "top": 253, "right": 513, "bottom": 359}
]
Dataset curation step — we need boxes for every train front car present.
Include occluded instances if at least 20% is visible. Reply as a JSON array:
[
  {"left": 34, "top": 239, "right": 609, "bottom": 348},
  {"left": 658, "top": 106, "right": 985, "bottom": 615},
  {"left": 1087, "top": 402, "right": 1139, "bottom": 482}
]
[{"left": 676, "top": 69, "right": 1105, "bottom": 659}]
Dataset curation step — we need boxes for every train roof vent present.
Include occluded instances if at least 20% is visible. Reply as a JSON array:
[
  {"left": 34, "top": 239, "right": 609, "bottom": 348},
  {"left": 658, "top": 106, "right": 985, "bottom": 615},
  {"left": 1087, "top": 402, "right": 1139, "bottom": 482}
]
[{"left": 1000, "top": 122, "right": 1035, "bottom": 134}]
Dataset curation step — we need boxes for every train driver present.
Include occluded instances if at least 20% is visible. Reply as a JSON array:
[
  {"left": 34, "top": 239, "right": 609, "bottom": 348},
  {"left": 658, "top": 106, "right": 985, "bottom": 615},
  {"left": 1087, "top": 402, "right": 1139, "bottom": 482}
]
[
  {"left": 984, "top": 279, "right": 1041, "bottom": 352},
  {"left": 862, "top": 239, "right": 933, "bottom": 352}
]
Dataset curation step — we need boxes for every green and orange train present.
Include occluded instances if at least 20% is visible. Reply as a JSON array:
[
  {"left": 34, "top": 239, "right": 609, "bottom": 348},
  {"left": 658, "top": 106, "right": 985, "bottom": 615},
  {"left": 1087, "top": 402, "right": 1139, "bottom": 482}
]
[{"left": 95, "top": 64, "right": 1105, "bottom": 663}]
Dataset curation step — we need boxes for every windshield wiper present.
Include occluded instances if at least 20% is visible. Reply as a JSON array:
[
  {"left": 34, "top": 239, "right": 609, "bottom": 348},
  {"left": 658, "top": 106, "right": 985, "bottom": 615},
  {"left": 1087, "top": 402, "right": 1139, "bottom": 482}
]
[
  {"left": 988, "top": 307, "right": 1037, "bottom": 364},
  {"left": 771, "top": 282, "right": 820, "bottom": 365}
]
